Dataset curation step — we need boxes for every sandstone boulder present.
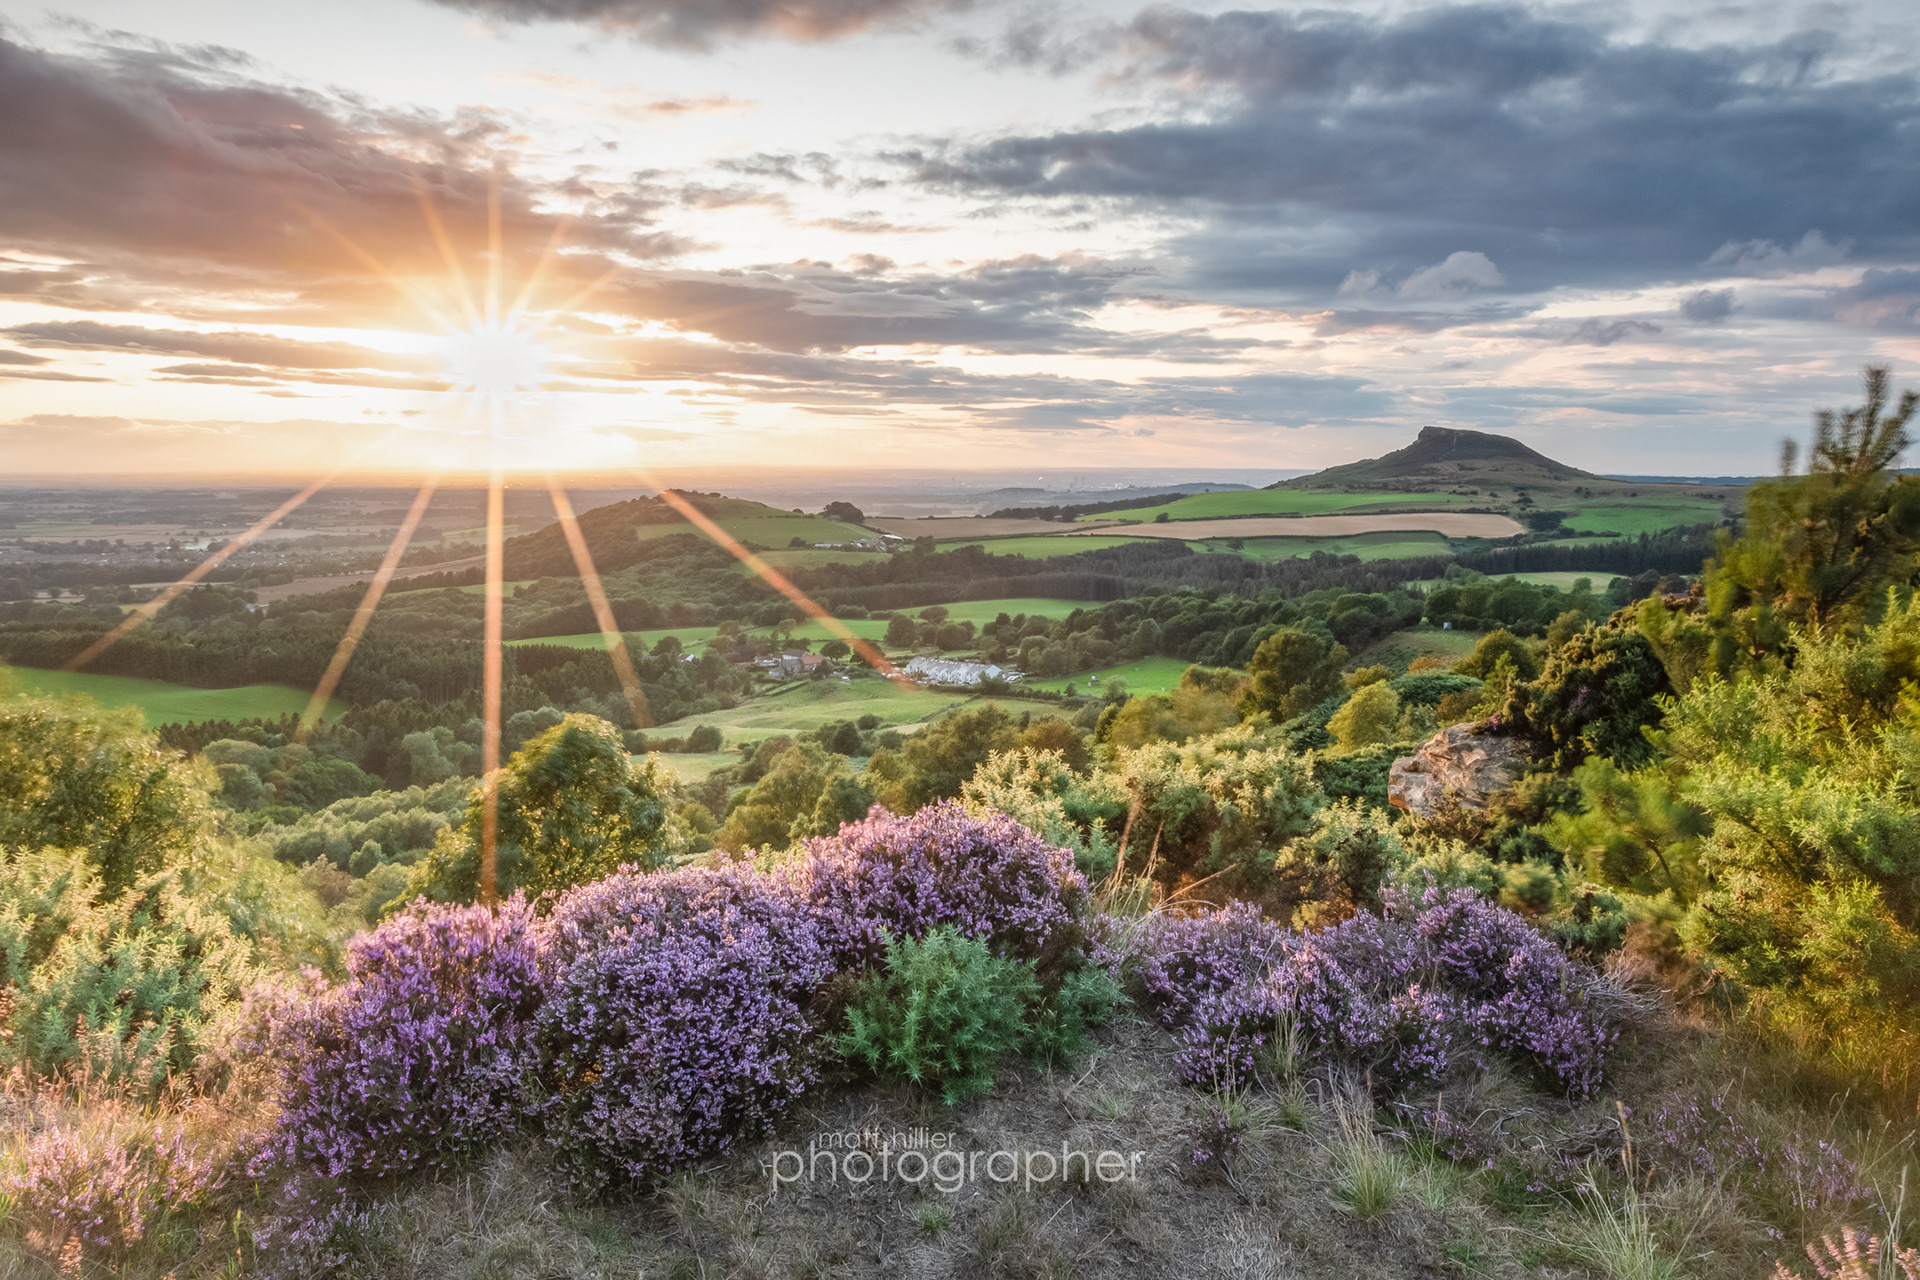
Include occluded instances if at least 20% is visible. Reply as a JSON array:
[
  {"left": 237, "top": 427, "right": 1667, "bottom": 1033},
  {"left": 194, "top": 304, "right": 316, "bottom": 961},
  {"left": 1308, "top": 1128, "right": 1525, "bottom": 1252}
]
[{"left": 1387, "top": 722, "right": 1531, "bottom": 819}]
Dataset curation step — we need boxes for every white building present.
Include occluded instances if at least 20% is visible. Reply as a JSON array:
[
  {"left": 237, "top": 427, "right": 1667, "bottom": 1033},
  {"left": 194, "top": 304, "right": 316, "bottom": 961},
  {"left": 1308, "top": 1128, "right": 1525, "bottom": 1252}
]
[{"left": 903, "top": 657, "right": 1021, "bottom": 687}]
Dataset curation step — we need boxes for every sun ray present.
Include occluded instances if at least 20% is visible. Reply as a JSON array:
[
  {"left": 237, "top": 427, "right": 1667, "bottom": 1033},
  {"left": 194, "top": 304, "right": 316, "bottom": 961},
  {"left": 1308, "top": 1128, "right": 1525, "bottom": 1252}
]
[
  {"left": 479, "top": 412, "right": 506, "bottom": 905},
  {"left": 294, "top": 479, "right": 440, "bottom": 741},
  {"left": 630, "top": 467, "right": 914, "bottom": 690},
  {"left": 64, "top": 474, "right": 339, "bottom": 673},
  {"left": 413, "top": 176, "right": 483, "bottom": 331},
  {"left": 545, "top": 479, "right": 654, "bottom": 729},
  {"left": 487, "top": 164, "right": 503, "bottom": 329},
  {"left": 507, "top": 216, "right": 573, "bottom": 321},
  {"left": 285, "top": 197, "right": 461, "bottom": 336}
]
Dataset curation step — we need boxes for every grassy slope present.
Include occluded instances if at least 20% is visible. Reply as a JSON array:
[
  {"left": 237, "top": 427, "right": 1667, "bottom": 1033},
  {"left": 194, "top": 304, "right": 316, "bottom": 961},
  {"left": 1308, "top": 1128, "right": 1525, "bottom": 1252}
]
[
  {"left": 5, "top": 668, "right": 343, "bottom": 726},
  {"left": 1564, "top": 494, "right": 1731, "bottom": 534},
  {"left": 1348, "top": 626, "right": 1484, "bottom": 671},
  {"left": 1027, "top": 654, "right": 1197, "bottom": 695}
]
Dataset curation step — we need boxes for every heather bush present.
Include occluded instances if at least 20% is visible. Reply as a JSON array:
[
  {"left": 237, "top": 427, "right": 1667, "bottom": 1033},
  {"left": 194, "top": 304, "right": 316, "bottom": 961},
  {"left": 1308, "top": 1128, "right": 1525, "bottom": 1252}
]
[
  {"left": 839, "top": 926, "right": 1038, "bottom": 1104},
  {"left": 1132, "top": 888, "right": 1618, "bottom": 1097},
  {"left": 252, "top": 896, "right": 543, "bottom": 1194},
  {"left": 534, "top": 867, "right": 832, "bottom": 1192},
  {"left": 4, "top": 1114, "right": 221, "bottom": 1262},
  {"left": 800, "top": 800, "right": 1086, "bottom": 975}
]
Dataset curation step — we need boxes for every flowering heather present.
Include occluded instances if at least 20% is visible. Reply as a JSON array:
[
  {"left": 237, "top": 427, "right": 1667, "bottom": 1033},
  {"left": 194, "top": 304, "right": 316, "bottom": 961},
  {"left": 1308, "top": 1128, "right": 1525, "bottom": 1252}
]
[
  {"left": 1129, "top": 901, "right": 1292, "bottom": 1029},
  {"left": 799, "top": 802, "right": 1085, "bottom": 971},
  {"left": 534, "top": 888, "right": 828, "bottom": 1192},
  {"left": 1133, "top": 887, "right": 1618, "bottom": 1097},
  {"left": 1644, "top": 1091, "right": 1871, "bottom": 1218},
  {"left": 252, "top": 896, "right": 543, "bottom": 1189},
  {"left": 4, "top": 1121, "right": 221, "bottom": 1260}
]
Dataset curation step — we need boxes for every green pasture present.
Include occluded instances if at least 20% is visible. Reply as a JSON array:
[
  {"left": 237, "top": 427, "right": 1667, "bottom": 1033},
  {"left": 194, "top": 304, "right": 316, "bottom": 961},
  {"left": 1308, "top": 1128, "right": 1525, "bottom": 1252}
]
[
  {"left": 937, "top": 535, "right": 1151, "bottom": 559},
  {"left": 510, "top": 597, "right": 1092, "bottom": 650},
  {"left": 633, "top": 514, "right": 869, "bottom": 549},
  {"left": 650, "top": 676, "right": 967, "bottom": 739},
  {"left": 3, "top": 668, "right": 343, "bottom": 727},
  {"left": 1565, "top": 496, "right": 1730, "bottom": 535},
  {"left": 1191, "top": 531, "right": 1454, "bottom": 563},
  {"left": 1083, "top": 490, "right": 1478, "bottom": 523},
  {"left": 726, "top": 547, "right": 886, "bottom": 574},
  {"left": 1026, "top": 655, "right": 1198, "bottom": 696},
  {"left": 644, "top": 751, "right": 737, "bottom": 783}
]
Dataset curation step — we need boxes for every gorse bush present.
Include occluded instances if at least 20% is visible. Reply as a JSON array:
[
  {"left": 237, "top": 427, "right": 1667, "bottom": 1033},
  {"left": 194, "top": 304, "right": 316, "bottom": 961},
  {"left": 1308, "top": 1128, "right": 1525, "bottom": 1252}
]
[
  {"left": 839, "top": 926, "right": 1038, "bottom": 1105},
  {"left": 0, "top": 851, "right": 258, "bottom": 1089}
]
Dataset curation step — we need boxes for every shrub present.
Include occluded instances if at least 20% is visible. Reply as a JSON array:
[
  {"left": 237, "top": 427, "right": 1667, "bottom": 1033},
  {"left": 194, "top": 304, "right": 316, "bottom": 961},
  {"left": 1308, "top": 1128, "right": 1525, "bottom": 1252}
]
[
  {"left": 1505, "top": 624, "right": 1670, "bottom": 768},
  {"left": 838, "top": 926, "right": 1037, "bottom": 1105},
  {"left": 534, "top": 866, "right": 832, "bottom": 1191},
  {"left": 799, "top": 801, "right": 1085, "bottom": 975},
  {"left": 1326, "top": 683, "right": 1401, "bottom": 752},
  {"left": 1, "top": 1119, "right": 219, "bottom": 1260},
  {"left": 0, "top": 852, "right": 258, "bottom": 1089},
  {"left": 252, "top": 896, "right": 543, "bottom": 1194},
  {"left": 1135, "top": 889, "right": 1618, "bottom": 1097},
  {"left": 1029, "top": 964, "right": 1125, "bottom": 1068}
]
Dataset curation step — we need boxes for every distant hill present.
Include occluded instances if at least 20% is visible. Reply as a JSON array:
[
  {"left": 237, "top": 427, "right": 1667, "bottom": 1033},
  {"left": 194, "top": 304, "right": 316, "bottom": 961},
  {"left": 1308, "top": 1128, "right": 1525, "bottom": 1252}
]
[{"left": 1280, "top": 426, "right": 1598, "bottom": 491}]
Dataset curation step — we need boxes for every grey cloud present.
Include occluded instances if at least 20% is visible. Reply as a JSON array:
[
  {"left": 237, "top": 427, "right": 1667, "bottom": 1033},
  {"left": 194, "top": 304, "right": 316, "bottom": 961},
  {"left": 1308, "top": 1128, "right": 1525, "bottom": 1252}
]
[
  {"left": 0, "top": 36, "right": 661, "bottom": 304},
  {"left": 907, "top": 5, "right": 1920, "bottom": 301},
  {"left": 0, "top": 348, "right": 49, "bottom": 366},
  {"left": 1565, "top": 318, "right": 1662, "bottom": 346},
  {"left": 419, "top": 0, "right": 973, "bottom": 49},
  {"left": 3, "top": 321, "right": 441, "bottom": 372},
  {"left": 1680, "top": 289, "right": 1736, "bottom": 323}
]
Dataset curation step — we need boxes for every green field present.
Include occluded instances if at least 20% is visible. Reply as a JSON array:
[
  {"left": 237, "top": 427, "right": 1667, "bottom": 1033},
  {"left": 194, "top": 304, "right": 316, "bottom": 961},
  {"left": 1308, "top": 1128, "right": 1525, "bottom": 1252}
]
[
  {"left": 1565, "top": 496, "right": 1730, "bottom": 535},
  {"left": 511, "top": 597, "right": 1093, "bottom": 650},
  {"left": 645, "top": 751, "right": 737, "bottom": 783},
  {"left": 1191, "top": 531, "right": 1454, "bottom": 562},
  {"left": 1027, "top": 655, "right": 1198, "bottom": 695},
  {"left": 937, "top": 535, "right": 1152, "bottom": 559},
  {"left": 725, "top": 547, "right": 887, "bottom": 574},
  {"left": 1084, "top": 490, "right": 1479, "bottom": 523},
  {"left": 4, "top": 668, "right": 343, "bottom": 727},
  {"left": 650, "top": 676, "right": 968, "bottom": 740},
  {"left": 634, "top": 513, "right": 869, "bottom": 548}
]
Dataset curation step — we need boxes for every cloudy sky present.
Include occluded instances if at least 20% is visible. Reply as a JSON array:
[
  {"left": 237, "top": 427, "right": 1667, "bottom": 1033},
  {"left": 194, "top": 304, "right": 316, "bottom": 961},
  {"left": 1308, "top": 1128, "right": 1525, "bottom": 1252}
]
[{"left": 2, "top": 0, "right": 1917, "bottom": 478}]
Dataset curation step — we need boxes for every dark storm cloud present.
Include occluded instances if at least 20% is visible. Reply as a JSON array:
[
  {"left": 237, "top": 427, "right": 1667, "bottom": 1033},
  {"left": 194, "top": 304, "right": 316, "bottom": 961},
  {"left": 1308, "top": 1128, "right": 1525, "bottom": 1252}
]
[
  {"left": 0, "top": 36, "right": 662, "bottom": 304},
  {"left": 1680, "top": 289, "right": 1736, "bottom": 323},
  {"left": 908, "top": 4, "right": 1920, "bottom": 299},
  {"left": 419, "top": 0, "right": 974, "bottom": 49}
]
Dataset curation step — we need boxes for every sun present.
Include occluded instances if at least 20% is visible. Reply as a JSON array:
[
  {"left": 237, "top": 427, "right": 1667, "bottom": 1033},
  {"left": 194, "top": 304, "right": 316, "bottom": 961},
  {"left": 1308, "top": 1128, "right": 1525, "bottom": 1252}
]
[{"left": 441, "top": 323, "right": 549, "bottom": 395}]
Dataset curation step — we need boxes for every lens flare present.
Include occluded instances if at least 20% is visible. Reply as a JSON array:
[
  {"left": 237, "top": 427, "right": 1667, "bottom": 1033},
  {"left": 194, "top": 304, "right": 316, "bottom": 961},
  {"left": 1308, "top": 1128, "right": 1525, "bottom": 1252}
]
[{"left": 442, "top": 323, "right": 548, "bottom": 395}]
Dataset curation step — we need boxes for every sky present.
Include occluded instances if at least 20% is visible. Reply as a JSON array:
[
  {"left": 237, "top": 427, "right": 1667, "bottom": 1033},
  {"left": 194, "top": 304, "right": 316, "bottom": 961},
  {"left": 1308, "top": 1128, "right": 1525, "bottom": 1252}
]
[{"left": 1, "top": 0, "right": 1917, "bottom": 480}]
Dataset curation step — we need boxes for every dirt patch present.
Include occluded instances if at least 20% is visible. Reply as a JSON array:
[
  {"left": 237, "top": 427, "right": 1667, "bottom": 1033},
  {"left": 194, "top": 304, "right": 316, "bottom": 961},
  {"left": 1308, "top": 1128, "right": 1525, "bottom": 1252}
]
[
  {"left": 867, "top": 517, "right": 1123, "bottom": 539},
  {"left": 1068, "top": 512, "right": 1525, "bottom": 540}
]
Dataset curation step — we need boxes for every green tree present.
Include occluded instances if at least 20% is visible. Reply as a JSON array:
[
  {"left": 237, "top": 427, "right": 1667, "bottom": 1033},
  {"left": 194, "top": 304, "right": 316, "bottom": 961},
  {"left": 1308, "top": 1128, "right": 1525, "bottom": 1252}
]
[
  {"left": 1242, "top": 627, "right": 1347, "bottom": 721},
  {"left": 868, "top": 705, "right": 1020, "bottom": 813},
  {"left": 1325, "top": 682, "right": 1401, "bottom": 753},
  {"left": 1708, "top": 365, "right": 1920, "bottom": 634},
  {"left": 0, "top": 693, "right": 210, "bottom": 898},
  {"left": 885, "top": 615, "right": 919, "bottom": 647},
  {"left": 406, "top": 714, "right": 670, "bottom": 903},
  {"left": 1454, "top": 628, "right": 1541, "bottom": 683}
]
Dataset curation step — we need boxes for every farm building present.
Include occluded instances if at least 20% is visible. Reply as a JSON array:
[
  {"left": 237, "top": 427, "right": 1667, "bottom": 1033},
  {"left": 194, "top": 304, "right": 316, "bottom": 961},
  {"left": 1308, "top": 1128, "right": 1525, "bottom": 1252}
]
[{"left": 903, "top": 657, "right": 1020, "bottom": 687}]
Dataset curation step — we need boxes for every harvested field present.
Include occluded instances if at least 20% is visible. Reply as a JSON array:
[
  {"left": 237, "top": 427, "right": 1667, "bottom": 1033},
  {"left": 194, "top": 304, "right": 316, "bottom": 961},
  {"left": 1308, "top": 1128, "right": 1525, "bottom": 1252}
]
[
  {"left": 867, "top": 516, "right": 1119, "bottom": 538},
  {"left": 1069, "top": 512, "right": 1525, "bottom": 539}
]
